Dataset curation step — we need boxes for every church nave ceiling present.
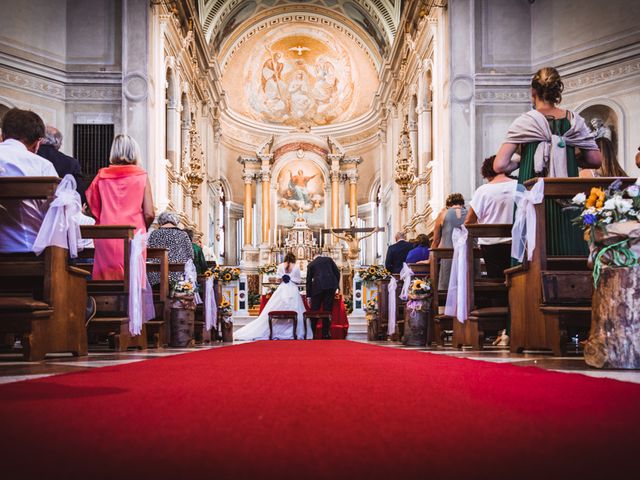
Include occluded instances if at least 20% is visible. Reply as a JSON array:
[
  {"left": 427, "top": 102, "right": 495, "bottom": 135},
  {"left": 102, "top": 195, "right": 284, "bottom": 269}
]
[{"left": 198, "top": 0, "right": 398, "bottom": 131}]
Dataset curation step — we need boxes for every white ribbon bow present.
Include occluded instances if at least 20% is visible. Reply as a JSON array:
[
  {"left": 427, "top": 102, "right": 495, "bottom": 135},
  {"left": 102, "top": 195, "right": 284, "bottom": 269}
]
[
  {"left": 398, "top": 263, "right": 414, "bottom": 301},
  {"left": 511, "top": 178, "right": 544, "bottom": 263},
  {"left": 387, "top": 277, "right": 397, "bottom": 336},
  {"left": 129, "top": 230, "right": 155, "bottom": 335},
  {"left": 204, "top": 276, "right": 217, "bottom": 330},
  {"left": 444, "top": 226, "right": 469, "bottom": 323},
  {"left": 32, "top": 174, "right": 83, "bottom": 258}
]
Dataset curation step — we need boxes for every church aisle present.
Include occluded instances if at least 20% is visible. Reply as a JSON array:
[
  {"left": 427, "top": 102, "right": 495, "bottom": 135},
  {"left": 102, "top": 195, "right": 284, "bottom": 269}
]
[{"left": 0, "top": 341, "right": 638, "bottom": 480}]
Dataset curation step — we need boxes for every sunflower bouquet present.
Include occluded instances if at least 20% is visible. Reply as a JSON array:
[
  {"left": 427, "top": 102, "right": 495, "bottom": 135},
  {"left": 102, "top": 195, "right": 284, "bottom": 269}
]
[
  {"left": 219, "top": 297, "right": 233, "bottom": 321},
  {"left": 571, "top": 179, "right": 640, "bottom": 282},
  {"left": 258, "top": 263, "right": 277, "bottom": 275},
  {"left": 359, "top": 265, "right": 391, "bottom": 283},
  {"left": 365, "top": 298, "right": 378, "bottom": 314},
  {"left": 409, "top": 278, "right": 432, "bottom": 297},
  {"left": 213, "top": 266, "right": 241, "bottom": 283},
  {"left": 171, "top": 278, "right": 196, "bottom": 295}
]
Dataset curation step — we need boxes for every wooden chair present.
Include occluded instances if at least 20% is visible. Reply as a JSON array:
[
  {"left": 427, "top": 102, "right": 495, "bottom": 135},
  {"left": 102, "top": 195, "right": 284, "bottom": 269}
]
[
  {"left": 506, "top": 177, "right": 636, "bottom": 355},
  {"left": 430, "top": 248, "right": 454, "bottom": 346},
  {"left": 452, "top": 224, "right": 512, "bottom": 350},
  {"left": 268, "top": 311, "right": 299, "bottom": 340},
  {"left": 79, "top": 225, "right": 148, "bottom": 351},
  {"left": 375, "top": 277, "right": 391, "bottom": 340},
  {"left": 303, "top": 311, "right": 332, "bottom": 340},
  {"left": 0, "top": 177, "right": 88, "bottom": 361}
]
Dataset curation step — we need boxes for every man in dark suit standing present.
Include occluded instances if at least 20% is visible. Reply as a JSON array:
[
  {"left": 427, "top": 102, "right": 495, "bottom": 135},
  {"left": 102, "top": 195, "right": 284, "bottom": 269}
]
[
  {"left": 37, "top": 126, "right": 85, "bottom": 202},
  {"left": 384, "top": 232, "right": 414, "bottom": 274},
  {"left": 306, "top": 253, "right": 341, "bottom": 339}
]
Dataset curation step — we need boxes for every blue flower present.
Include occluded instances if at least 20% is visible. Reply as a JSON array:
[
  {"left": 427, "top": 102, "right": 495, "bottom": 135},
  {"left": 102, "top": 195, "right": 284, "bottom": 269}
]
[{"left": 583, "top": 213, "right": 597, "bottom": 225}]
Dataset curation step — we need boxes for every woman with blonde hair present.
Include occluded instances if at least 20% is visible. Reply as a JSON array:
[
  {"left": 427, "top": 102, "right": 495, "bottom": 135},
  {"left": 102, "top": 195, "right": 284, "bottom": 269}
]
[
  {"left": 86, "top": 134, "right": 155, "bottom": 280},
  {"left": 493, "top": 67, "right": 601, "bottom": 256}
]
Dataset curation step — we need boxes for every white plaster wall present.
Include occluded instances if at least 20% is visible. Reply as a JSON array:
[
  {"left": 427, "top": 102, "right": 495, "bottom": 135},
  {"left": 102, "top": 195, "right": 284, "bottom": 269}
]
[
  {"left": 0, "top": 0, "right": 67, "bottom": 67},
  {"left": 531, "top": 0, "right": 640, "bottom": 68}
]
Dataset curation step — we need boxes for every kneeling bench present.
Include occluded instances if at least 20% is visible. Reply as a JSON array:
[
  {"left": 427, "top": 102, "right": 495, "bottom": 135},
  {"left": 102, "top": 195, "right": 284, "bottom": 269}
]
[
  {"left": 303, "top": 311, "right": 332, "bottom": 340},
  {"left": 268, "top": 311, "right": 299, "bottom": 340}
]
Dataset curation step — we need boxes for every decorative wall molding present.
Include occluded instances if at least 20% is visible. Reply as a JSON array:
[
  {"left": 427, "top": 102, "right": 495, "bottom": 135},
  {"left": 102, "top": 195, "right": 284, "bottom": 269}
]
[
  {"left": 563, "top": 57, "right": 640, "bottom": 93},
  {"left": 474, "top": 88, "right": 530, "bottom": 104}
]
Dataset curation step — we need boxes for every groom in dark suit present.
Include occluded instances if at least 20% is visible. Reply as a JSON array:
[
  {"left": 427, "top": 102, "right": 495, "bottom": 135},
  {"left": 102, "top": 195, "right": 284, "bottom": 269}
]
[{"left": 306, "top": 253, "right": 341, "bottom": 339}]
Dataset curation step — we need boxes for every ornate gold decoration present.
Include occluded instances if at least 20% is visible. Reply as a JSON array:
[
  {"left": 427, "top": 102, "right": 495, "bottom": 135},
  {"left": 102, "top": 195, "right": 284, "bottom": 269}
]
[
  {"left": 185, "top": 120, "right": 205, "bottom": 195},
  {"left": 394, "top": 119, "right": 415, "bottom": 196}
]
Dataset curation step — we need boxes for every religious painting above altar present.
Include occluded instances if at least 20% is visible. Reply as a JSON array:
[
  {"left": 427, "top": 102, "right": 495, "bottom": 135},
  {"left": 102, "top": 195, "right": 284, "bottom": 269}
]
[
  {"left": 276, "top": 159, "right": 325, "bottom": 227},
  {"left": 220, "top": 22, "right": 379, "bottom": 128}
]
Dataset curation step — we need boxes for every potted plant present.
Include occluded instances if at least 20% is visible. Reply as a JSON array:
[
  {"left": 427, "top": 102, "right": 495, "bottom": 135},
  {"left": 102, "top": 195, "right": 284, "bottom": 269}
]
[
  {"left": 169, "top": 278, "right": 197, "bottom": 347},
  {"left": 571, "top": 179, "right": 640, "bottom": 368},
  {"left": 219, "top": 297, "right": 233, "bottom": 342},
  {"left": 365, "top": 298, "right": 380, "bottom": 341},
  {"left": 403, "top": 278, "right": 433, "bottom": 346}
]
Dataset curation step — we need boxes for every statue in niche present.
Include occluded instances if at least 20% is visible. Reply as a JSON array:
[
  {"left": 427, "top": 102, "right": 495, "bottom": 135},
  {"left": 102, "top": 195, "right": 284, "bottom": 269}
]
[{"left": 590, "top": 117, "right": 613, "bottom": 141}]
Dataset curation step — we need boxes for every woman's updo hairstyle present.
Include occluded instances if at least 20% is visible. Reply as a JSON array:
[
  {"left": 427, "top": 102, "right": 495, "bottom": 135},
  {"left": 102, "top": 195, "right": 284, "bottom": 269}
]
[
  {"left": 284, "top": 252, "right": 296, "bottom": 264},
  {"left": 531, "top": 67, "right": 564, "bottom": 105},
  {"left": 446, "top": 193, "right": 465, "bottom": 208}
]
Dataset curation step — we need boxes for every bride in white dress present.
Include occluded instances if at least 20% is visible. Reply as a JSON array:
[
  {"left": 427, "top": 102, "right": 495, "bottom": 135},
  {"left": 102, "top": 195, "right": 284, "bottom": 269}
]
[{"left": 234, "top": 253, "right": 309, "bottom": 341}]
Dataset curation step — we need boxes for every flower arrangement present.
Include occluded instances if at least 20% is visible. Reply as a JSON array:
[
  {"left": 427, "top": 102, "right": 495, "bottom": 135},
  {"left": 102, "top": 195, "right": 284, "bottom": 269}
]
[
  {"left": 344, "top": 297, "right": 353, "bottom": 314},
  {"left": 171, "top": 278, "right": 196, "bottom": 296},
  {"left": 409, "top": 278, "right": 432, "bottom": 297},
  {"left": 365, "top": 298, "right": 378, "bottom": 314},
  {"left": 212, "top": 266, "right": 241, "bottom": 283},
  {"left": 359, "top": 265, "right": 391, "bottom": 282},
  {"left": 219, "top": 297, "right": 233, "bottom": 321},
  {"left": 571, "top": 179, "right": 640, "bottom": 281},
  {"left": 258, "top": 263, "right": 278, "bottom": 275}
]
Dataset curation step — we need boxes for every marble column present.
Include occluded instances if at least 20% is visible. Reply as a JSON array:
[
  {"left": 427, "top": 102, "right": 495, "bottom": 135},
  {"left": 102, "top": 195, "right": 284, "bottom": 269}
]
[
  {"left": 243, "top": 173, "right": 253, "bottom": 246},
  {"left": 261, "top": 171, "right": 271, "bottom": 244},
  {"left": 331, "top": 170, "right": 340, "bottom": 228},
  {"left": 348, "top": 172, "right": 358, "bottom": 219}
]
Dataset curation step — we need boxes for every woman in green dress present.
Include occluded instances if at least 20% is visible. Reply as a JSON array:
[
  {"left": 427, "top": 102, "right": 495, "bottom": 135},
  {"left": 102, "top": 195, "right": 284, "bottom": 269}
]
[{"left": 493, "top": 67, "right": 602, "bottom": 256}]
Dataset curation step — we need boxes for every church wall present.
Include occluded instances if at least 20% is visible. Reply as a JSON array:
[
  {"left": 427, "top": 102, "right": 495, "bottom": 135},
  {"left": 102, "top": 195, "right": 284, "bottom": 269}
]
[
  {"left": 0, "top": 0, "right": 125, "bottom": 157},
  {"left": 530, "top": 0, "right": 640, "bottom": 69}
]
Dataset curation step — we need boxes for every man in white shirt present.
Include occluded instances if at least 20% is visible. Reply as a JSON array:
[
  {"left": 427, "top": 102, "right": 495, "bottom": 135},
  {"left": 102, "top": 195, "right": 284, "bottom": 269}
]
[{"left": 0, "top": 108, "right": 58, "bottom": 253}]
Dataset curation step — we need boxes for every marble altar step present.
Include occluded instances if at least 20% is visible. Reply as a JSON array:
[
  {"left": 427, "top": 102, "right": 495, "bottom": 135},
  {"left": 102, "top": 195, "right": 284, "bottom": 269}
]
[{"left": 232, "top": 315, "right": 368, "bottom": 340}]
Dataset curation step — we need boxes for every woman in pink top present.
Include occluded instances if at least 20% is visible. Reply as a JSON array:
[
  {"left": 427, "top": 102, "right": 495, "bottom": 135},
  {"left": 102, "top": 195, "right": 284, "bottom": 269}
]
[{"left": 86, "top": 134, "right": 155, "bottom": 280}]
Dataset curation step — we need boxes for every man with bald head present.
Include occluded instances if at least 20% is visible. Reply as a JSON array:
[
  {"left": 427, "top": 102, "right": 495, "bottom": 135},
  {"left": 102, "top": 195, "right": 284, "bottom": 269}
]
[{"left": 37, "top": 125, "right": 85, "bottom": 201}]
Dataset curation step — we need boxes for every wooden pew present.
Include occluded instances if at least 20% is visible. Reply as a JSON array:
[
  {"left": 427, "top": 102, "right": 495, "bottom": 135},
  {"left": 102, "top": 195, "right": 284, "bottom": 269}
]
[
  {"left": 145, "top": 248, "right": 169, "bottom": 348},
  {"left": 506, "top": 177, "right": 636, "bottom": 355},
  {"left": 452, "top": 224, "right": 512, "bottom": 350},
  {"left": 79, "top": 225, "right": 147, "bottom": 351},
  {"left": 430, "top": 247, "right": 454, "bottom": 346},
  {"left": 0, "top": 177, "right": 88, "bottom": 360}
]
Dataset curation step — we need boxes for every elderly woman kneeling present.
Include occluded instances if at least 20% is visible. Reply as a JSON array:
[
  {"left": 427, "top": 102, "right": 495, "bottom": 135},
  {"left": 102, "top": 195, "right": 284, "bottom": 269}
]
[{"left": 147, "top": 211, "right": 193, "bottom": 285}]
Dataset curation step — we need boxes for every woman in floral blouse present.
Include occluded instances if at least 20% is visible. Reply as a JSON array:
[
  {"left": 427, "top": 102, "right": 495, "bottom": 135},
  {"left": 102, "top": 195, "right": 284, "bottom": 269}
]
[{"left": 147, "top": 211, "right": 193, "bottom": 285}]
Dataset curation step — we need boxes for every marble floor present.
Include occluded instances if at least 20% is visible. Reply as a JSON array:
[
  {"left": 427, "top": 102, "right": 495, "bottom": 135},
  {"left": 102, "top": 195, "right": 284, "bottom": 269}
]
[{"left": 1, "top": 340, "right": 639, "bottom": 385}]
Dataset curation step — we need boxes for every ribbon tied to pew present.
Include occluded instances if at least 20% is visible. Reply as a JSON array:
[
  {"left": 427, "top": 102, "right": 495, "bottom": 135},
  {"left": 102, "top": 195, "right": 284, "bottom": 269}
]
[
  {"left": 511, "top": 178, "right": 544, "bottom": 263},
  {"left": 128, "top": 230, "right": 156, "bottom": 335},
  {"left": 398, "top": 263, "right": 414, "bottom": 301},
  {"left": 184, "top": 259, "right": 203, "bottom": 305},
  {"left": 387, "top": 276, "right": 398, "bottom": 336},
  {"left": 204, "top": 274, "right": 217, "bottom": 330},
  {"left": 444, "top": 225, "right": 469, "bottom": 323},
  {"left": 32, "top": 174, "right": 83, "bottom": 258}
]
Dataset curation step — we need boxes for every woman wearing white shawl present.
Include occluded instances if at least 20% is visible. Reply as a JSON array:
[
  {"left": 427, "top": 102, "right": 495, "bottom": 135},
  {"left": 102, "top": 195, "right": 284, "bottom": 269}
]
[{"left": 493, "top": 67, "right": 601, "bottom": 257}]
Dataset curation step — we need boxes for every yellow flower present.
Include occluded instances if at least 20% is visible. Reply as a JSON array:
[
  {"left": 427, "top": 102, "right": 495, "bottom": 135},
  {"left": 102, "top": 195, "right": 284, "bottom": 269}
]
[
  {"left": 223, "top": 273, "right": 232, "bottom": 281},
  {"left": 368, "top": 267, "right": 376, "bottom": 274},
  {"left": 204, "top": 270, "right": 213, "bottom": 278}
]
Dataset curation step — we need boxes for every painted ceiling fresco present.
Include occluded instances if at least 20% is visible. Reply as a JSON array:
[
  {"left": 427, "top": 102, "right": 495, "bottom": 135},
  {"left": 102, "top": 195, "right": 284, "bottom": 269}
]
[{"left": 220, "top": 22, "right": 379, "bottom": 127}]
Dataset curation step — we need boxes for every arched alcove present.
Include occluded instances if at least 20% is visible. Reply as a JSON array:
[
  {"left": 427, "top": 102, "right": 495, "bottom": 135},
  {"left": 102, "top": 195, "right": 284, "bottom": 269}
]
[{"left": 577, "top": 101, "right": 623, "bottom": 157}]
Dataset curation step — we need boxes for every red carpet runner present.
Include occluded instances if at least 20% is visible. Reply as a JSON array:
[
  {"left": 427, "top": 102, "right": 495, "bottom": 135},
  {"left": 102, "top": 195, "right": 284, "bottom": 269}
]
[{"left": 1, "top": 341, "right": 638, "bottom": 480}]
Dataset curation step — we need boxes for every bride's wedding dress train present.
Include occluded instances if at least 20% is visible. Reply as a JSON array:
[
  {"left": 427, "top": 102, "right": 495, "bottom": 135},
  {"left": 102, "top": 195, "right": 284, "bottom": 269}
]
[{"left": 234, "top": 263, "right": 309, "bottom": 341}]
